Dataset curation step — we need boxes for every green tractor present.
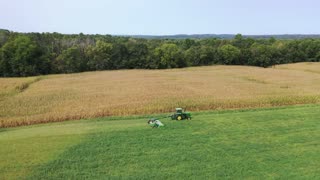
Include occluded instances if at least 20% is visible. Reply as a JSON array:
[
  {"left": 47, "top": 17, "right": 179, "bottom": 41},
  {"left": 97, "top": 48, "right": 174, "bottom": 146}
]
[{"left": 170, "top": 108, "right": 192, "bottom": 121}]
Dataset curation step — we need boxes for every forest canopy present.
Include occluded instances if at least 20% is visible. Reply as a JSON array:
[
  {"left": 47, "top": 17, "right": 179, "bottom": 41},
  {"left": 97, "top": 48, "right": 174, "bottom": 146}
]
[{"left": 1, "top": 29, "right": 320, "bottom": 77}]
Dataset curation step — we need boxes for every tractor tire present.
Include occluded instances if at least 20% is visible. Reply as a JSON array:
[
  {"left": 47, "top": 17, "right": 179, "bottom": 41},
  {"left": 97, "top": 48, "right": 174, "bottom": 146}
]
[{"left": 177, "top": 116, "right": 182, "bottom": 121}]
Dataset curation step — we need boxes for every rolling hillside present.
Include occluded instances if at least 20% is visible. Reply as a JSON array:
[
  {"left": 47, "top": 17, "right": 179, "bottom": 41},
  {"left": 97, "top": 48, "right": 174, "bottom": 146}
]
[{"left": 1, "top": 62, "right": 320, "bottom": 127}]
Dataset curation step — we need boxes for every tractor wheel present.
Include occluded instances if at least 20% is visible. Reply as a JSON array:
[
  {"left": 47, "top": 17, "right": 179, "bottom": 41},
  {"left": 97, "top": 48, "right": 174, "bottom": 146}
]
[{"left": 177, "top": 116, "right": 182, "bottom": 121}]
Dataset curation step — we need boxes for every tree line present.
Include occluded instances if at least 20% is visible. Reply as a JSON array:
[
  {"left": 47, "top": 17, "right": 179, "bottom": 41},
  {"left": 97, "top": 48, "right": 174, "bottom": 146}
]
[{"left": 1, "top": 29, "right": 320, "bottom": 77}]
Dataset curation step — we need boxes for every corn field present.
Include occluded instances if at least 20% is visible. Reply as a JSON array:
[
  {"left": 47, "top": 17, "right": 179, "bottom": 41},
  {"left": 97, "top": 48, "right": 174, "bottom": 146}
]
[{"left": 1, "top": 62, "right": 320, "bottom": 128}]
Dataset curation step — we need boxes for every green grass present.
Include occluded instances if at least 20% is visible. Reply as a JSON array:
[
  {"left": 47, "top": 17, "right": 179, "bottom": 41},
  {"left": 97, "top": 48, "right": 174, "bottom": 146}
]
[{"left": 1, "top": 105, "right": 320, "bottom": 179}]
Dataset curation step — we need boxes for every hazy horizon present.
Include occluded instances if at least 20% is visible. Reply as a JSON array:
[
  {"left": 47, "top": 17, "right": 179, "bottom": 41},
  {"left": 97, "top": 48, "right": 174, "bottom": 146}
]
[{"left": 1, "top": 0, "right": 320, "bottom": 35}]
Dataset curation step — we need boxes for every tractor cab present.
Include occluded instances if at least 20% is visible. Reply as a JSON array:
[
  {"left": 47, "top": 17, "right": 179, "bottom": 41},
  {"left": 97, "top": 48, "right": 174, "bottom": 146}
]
[
  {"left": 171, "top": 108, "right": 192, "bottom": 121},
  {"left": 176, "top": 108, "right": 183, "bottom": 114}
]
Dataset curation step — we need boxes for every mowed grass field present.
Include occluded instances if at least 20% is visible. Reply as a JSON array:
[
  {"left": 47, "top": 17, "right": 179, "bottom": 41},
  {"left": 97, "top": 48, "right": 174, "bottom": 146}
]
[
  {"left": 0, "top": 104, "right": 319, "bottom": 179},
  {"left": 1, "top": 62, "right": 320, "bottom": 127}
]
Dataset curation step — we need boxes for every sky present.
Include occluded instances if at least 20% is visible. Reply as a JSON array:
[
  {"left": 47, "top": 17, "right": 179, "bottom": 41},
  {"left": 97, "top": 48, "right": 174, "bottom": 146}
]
[{"left": 1, "top": 0, "right": 319, "bottom": 35}]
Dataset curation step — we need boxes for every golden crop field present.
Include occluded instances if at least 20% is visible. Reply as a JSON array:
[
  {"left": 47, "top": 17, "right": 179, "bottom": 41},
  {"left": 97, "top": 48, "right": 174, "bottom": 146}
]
[{"left": 1, "top": 62, "right": 320, "bottom": 128}]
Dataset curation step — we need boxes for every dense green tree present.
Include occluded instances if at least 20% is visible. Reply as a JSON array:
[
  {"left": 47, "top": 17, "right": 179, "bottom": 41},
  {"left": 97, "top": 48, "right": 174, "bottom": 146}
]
[
  {"left": 54, "top": 46, "right": 85, "bottom": 73},
  {"left": 0, "top": 47, "right": 10, "bottom": 76},
  {"left": 218, "top": 44, "right": 241, "bottom": 65},
  {"left": 0, "top": 29, "right": 10, "bottom": 48},
  {"left": 300, "top": 39, "right": 320, "bottom": 61},
  {"left": 154, "top": 43, "right": 184, "bottom": 68},
  {"left": 233, "top": 34, "right": 244, "bottom": 48},
  {"left": 110, "top": 43, "right": 128, "bottom": 69},
  {"left": 124, "top": 40, "right": 148, "bottom": 68},
  {"left": 86, "top": 40, "right": 113, "bottom": 70},
  {"left": 185, "top": 46, "right": 216, "bottom": 66},
  {"left": 249, "top": 44, "right": 279, "bottom": 68},
  {"left": 0, "top": 35, "right": 49, "bottom": 76},
  {"left": 316, "top": 51, "right": 320, "bottom": 62},
  {"left": 199, "top": 46, "right": 217, "bottom": 65},
  {"left": 282, "top": 40, "right": 307, "bottom": 63},
  {"left": 238, "top": 48, "right": 252, "bottom": 65},
  {"left": 182, "top": 39, "right": 197, "bottom": 50},
  {"left": 1, "top": 30, "right": 320, "bottom": 77},
  {"left": 185, "top": 46, "right": 201, "bottom": 66}
]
